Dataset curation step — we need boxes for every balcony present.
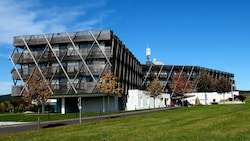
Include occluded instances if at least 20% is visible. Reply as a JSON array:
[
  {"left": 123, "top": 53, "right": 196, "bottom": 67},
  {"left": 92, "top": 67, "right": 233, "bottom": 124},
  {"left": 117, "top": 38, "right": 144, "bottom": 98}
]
[
  {"left": 12, "top": 52, "right": 52, "bottom": 64},
  {"left": 11, "top": 85, "right": 24, "bottom": 96},
  {"left": 79, "top": 47, "right": 111, "bottom": 58},
  {"left": 52, "top": 82, "right": 97, "bottom": 94},
  {"left": 13, "top": 30, "right": 112, "bottom": 46},
  {"left": 79, "top": 64, "right": 106, "bottom": 75},
  {"left": 11, "top": 47, "right": 112, "bottom": 65}
]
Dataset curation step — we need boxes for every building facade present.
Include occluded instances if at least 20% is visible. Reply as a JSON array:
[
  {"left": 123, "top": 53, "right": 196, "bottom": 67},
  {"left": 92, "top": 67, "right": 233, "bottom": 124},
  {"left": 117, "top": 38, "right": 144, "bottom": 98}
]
[
  {"left": 10, "top": 29, "right": 236, "bottom": 112},
  {"left": 142, "top": 62, "right": 236, "bottom": 97},
  {"left": 10, "top": 30, "right": 142, "bottom": 112}
]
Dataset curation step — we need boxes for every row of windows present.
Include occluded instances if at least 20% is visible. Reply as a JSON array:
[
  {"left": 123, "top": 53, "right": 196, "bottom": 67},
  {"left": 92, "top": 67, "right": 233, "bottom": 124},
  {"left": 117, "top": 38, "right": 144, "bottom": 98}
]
[
  {"left": 57, "top": 76, "right": 99, "bottom": 83},
  {"left": 23, "top": 59, "right": 107, "bottom": 68},
  {"left": 28, "top": 42, "right": 111, "bottom": 51}
]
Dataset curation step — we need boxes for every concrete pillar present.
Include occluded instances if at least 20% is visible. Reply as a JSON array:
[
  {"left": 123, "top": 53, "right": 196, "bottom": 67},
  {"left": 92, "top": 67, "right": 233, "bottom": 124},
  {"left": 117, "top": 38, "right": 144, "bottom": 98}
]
[
  {"left": 61, "top": 97, "right": 65, "bottom": 114},
  {"left": 103, "top": 96, "right": 105, "bottom": 112}
]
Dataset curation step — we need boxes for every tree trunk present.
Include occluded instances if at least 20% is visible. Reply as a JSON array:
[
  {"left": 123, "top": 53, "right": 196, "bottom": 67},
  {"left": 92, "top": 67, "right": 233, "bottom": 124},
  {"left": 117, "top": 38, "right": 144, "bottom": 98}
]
[
  {"left": 182, "top": 95, "right": 184, "bottom": 106},
  {"left": 154, "top": 97, "right": 155, "bottom": 108},
  {"left": 103, "top": 96, "right": 105, "bottom": 112},
  {"left": 108, "top": 94, "right": 110, "bottom": 112},
  {"left": 41, "top": 102, "right": 45, "bottom": 114}
]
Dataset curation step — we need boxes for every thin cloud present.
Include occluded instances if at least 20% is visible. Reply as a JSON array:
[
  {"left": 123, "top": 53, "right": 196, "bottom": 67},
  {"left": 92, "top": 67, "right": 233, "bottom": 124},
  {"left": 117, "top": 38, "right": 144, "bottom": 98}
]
[
  {"left": 0, "top": 81, "right": 12, "bottom": 95},
  {"left": 0, "top": 0, "right": 110, "bottom": 45},
  {"left": 0, "top": 0, "right": 113, "bottom": 95}
]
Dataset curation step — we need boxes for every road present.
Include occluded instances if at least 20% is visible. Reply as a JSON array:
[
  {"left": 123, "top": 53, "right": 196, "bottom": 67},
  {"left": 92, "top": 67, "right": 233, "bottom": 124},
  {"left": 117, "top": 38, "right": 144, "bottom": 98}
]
[{"left": 0, "top": 107, "right": 178, "bottom": 134}]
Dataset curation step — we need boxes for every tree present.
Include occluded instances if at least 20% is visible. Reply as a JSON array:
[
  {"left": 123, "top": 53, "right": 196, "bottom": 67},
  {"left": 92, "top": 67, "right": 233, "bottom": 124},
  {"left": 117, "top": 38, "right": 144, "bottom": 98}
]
[
  {"left": 23, "top": 66, "right": 51, "bottom": 114},
  {"left": 5, "top": 101, "right": 14, "bottom": 112},
  {"left": 196, "top": 71, "right": 216, "bottom": 92},
  {"left": 0, "top": 102, "right": 6, "bottom": 112},
  {"left": 196, "top": 71, "right": 216, "bottom": 105},
  {"left": 171, "top": 72, "right": 192, "bottom": 106},
  {"left": 97, "top": 72, "right": 122, "bottom": 112},
  {"left": 215, "top": 76, "right": 231, "bottom": 102},
  {"left": 147, "top": 78, "right": 163, "bottom": 108}
]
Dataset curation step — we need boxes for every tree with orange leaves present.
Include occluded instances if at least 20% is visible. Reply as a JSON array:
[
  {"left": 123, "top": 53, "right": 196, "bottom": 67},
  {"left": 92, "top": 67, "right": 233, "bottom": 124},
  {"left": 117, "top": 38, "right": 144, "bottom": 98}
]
[
  {"left": 147, "top": 78, "right": 163, "bottom": 108},
  {"left": 23, "top": 66, "right": 51, "bottom": 114},
  {"left": 97, "top": 72, "right": 122, "bottom": 112}
]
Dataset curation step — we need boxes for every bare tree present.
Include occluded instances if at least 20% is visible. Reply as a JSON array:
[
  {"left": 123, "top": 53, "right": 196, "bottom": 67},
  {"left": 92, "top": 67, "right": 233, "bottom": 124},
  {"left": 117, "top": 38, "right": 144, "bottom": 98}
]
[
  {"left": 196, "top": 71, "right": 216, "bottom": 104},
  {"left": 97, "top": 72, "right": 122, "bottom": 112},
  {"left": 171, "top": 72, "right": 192, "bottom": 106},
  {"left": 147, "top": 78, "right": 163, "bottom": 108},
  {"left": 196, "top": 71, "right": 216, "bottom": 92},
  {"left": 215, "top": 76, "right": 231, "bottom": 102}
]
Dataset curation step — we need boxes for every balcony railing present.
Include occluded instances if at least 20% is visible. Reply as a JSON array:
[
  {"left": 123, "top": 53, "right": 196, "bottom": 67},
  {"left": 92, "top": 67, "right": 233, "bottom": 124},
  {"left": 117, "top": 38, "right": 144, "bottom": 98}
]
[
  {"left": 12, "top": 63, "right": 107, "bottom": 80},
  {"left": 52, "top": 82, "right": 97, "bottom": 94},
  {"left": 11, "top": 85, "right": 23, "bottom": 96},
  {"left": 11, "top": 47, "right": 111, "bottom": 64},
  {"left": 13, "top": 30, "right": 112, "bottom": 46}
]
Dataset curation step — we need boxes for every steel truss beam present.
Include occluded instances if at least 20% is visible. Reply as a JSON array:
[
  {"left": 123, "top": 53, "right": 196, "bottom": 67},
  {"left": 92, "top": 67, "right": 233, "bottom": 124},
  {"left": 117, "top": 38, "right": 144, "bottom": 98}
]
[
  {"left": 65, "top": 31, "right": 112, "bottom": 93},
  {"left": 162, "top": 65, "right": 174, "bottom": 91},
  {"left": 156, "top": 65, "right": 164, "bottom": 79},
  {"left": 89, "top": 31, "right": 112, "bottom": 66},
  {"left": 9, "top": 56, "right": 28, "bottom": 95},
  {"left": 171, "top": 66, "right": 185, "bottom": 97},
  {"left": 22, "top": 36, "right": 53, "bottom": 94},
  {"left": 184, "top": 66, "right": 194, "bottom": 90},
  {"left": 43, "top": 34, "right": 78, "bottom": 94},
  {"left": 142, "top": 64, "right": 153, "bottom": 85}
]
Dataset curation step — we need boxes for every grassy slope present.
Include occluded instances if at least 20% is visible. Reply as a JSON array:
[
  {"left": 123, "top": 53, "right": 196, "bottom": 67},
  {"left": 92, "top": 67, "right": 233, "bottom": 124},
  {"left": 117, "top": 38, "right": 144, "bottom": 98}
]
[{"left": 0, "top": 99, "right": 250, "bottom": 141}]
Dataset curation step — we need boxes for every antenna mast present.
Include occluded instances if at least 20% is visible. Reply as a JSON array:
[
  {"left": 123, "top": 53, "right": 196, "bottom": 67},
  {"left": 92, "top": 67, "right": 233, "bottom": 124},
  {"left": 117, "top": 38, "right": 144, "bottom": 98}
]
[{"left": 146, "top": 42, "right": 151, "bottom": 62}]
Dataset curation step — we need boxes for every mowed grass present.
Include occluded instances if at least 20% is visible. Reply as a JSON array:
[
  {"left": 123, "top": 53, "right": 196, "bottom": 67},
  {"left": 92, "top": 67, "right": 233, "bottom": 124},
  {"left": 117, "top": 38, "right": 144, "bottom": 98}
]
[
  {"left": 0, "top": 98, "right": 250, "bottom": 141},
  {"left": 0, "top": 112, "right": 109, "bottom": 122}
]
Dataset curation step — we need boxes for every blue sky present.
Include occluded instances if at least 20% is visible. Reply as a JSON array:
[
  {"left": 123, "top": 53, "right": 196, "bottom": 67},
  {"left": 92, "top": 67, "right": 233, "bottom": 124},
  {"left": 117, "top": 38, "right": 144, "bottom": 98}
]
[{"left": 0, "top": 0, "right": 249, "bottom": 95}]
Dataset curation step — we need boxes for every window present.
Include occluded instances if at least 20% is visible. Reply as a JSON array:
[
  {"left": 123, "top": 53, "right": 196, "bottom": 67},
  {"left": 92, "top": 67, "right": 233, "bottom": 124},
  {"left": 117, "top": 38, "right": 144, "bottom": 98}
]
[
  {"left": 59, "top": 78, "right": 68, "bottom": 84},
  {"left": 79, "top": 43, "right": 91, "bottom": 48},
  {"left": 61, "top": 62, "right": 67, "bottom": 68},
  {"left": 93, "top": 43, "right": 98, "bottom": 48},
  {"left": 92, "top": 59, "right": 106, "bottom": 64},
  {"left": 39, "top": 63, "right": 47, "bottom": 68},
  {"left": 59, "top": 44, "right": 67, "bottom": 50},
  {"left": 30, "top": 45, "right": 46, "bottom": 51},
  {"left": 28, "top": 63, "right": 35, "bottom": 68},
  {"left": 86, "top": 76, "right": 93, "bottom": 82}
]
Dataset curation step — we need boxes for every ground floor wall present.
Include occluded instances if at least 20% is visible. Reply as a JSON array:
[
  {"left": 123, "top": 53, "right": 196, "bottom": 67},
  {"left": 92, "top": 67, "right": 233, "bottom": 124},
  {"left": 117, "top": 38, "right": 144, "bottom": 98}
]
[
  {"left": 53, "top": 95, "right": 119, "bottom": 113},
  {"left": 126, "top": 89, "right": 171, "bottom": 111},
  {"left": 185, "top": 91, "right": 239, "bottom": 105}
]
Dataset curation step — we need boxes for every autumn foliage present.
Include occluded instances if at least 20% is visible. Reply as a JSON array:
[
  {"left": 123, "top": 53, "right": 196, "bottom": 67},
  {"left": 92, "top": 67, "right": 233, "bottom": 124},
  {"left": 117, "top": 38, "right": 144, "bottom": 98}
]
[
  {"left": 97, "top": 72, "right": 122, "bottom": 96},
  {"left": 196, "top": 71, "right": 216, "bottom": 92},
  {"left": 23, "top": 67, "right": 51, "bottom": 106},
  {"left": 147, "top": 78, "right": 163, "bottom": 98},
  {"left": 215, "top": 76, "right": 231, "bottom": 94},
  {"left": 171, "top": 72, "right": 192, "bottom": 96}
]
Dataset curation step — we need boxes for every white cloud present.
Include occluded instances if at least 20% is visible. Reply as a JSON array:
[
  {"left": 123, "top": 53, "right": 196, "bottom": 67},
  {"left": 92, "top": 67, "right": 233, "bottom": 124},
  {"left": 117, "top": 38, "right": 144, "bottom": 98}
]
[
  {"left": 0, "top": 0, "right": 110, "bottom": 45},
  {"left": 0, "top": 81, "right": 12, "bottom": 95},
  {"left": 0, "top": 0, "right": 113, "bottom": 95}
]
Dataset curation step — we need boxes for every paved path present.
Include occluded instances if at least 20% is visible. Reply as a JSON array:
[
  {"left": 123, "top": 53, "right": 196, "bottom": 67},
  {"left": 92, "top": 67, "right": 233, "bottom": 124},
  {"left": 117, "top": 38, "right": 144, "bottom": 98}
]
[{"left": 0, "top": 107, "right": 179, "bottom": 134}]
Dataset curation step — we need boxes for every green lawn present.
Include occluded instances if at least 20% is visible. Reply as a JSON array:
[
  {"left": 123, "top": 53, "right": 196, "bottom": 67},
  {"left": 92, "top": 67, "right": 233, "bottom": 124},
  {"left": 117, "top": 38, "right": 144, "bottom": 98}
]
[
  {"left": 0, "top": 98, "right": 250, "bottom": 141},
  {"left": 0, "top": 112, "right": 107, "bottom": 122}
]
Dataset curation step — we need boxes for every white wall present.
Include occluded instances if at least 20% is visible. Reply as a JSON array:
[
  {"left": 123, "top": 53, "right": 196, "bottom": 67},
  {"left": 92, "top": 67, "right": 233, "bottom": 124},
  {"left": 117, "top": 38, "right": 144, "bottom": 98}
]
[
  {"left": 185, "top": 91, "right": 239, "bottom": 105},
  {"left": 126, "top": 89, "right": 170, "bottom": 111}
]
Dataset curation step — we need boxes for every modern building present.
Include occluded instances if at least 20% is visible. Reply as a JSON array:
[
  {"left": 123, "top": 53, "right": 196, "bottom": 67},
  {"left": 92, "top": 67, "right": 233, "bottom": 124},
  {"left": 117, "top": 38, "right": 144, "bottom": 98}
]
[
  {"left": 10, "top": 30, "right": 142, "bottom": 113},
  {"left": 142, "top": 60, "right": 236, "bottom": 96},
  {"left": 10, "top": 29, "right": 236, "bottom": 113}
]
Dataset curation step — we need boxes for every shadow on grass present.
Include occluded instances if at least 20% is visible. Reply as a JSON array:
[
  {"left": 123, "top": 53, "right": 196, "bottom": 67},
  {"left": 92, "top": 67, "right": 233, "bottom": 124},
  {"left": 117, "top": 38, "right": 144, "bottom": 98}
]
[{"left": 41, "top": 123, "right": 66, "bottom": 128}]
